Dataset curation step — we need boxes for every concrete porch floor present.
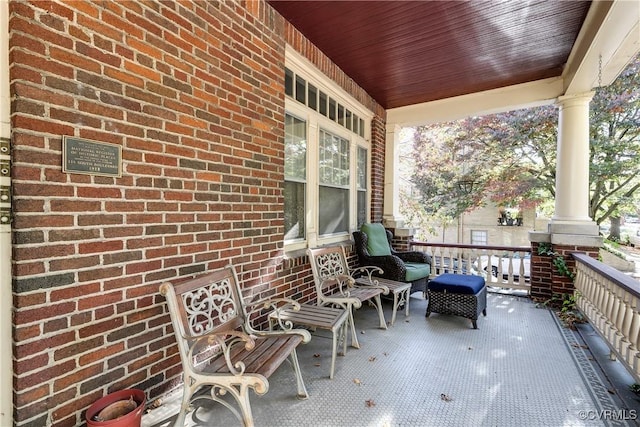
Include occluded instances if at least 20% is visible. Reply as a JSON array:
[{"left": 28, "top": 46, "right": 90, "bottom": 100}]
[{"left": 142, "top": 292, "right": 640, "bottom": 427}]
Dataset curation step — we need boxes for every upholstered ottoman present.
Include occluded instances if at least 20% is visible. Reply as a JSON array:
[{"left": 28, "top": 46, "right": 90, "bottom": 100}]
[{"left": 426, "top": 274, "right": 487, "bottom": 329}]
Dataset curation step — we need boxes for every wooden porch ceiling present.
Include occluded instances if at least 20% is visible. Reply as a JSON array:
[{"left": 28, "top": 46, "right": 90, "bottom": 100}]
[{"left": 268, "top": 0, "right": 592, "bottom": 110}]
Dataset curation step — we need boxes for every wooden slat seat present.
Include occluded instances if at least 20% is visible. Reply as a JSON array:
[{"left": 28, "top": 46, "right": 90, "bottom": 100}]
[
  {"left": 204, "top": 335, "right": 304, "bottom": 378},
  {"left": 344, "top": 287, "right": 386, "bottom": 304},
  {"left": 269, "top": 304, "right": 348, "bottom": 379}
]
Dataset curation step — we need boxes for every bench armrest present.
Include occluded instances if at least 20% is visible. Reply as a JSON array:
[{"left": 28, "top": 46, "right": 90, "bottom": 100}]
[
  {"left": 317, "top": 274, "right": 363, "bottom": 309},
  {"left": 187, "top": 330, "right": 256, "bottom": 376},
  {"left": 244, "top": 298, "right": 312, "bottom": 343},
  {"left": 351, "top": 266, "right": 389, "bottom": 295}
]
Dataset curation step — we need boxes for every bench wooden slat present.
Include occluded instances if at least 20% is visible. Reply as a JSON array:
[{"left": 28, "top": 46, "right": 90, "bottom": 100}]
[
  {"left": 243, "top": 336, "right": 303, "bottom": 378},
  {"left": 344, "top": 287, "right": 383, "bottom": 302},
  {"left": 275, "top": 306, "right": 344, "bottom": 329},
  {"left": 203, "top": 335, "right": 302, "bottom": 378}
]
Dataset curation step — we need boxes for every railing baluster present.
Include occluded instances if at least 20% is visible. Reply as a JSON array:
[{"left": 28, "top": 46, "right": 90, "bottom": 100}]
[
  {"left": 409, "top": 241, "right": 531, "bottom": 292},
  {"left": 571, "top": 253, "right": 640, "bottom": 384}
]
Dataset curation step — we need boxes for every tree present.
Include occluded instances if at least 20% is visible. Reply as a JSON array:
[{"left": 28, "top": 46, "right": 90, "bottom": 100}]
[
  {"left": 405, "top": 55, "right": 640, "bottom": 240},
  {"left": 589, "top": 57, "right": 640, "bottom": 237}
]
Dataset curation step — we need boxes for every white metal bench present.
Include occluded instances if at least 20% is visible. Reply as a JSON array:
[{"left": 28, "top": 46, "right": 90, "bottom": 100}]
[
  {"left": 307, "top": 246, "right": 389, "bottom": 349},
  {"left": 159, "top": 265, "right": 311, "bottom": 427}
]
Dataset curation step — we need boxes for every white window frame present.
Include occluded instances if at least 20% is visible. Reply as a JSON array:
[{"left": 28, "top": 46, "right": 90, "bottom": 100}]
[
  {"left": 284, "top": 48, "right": 373, "bottom": 251},
  {"left": 470, "top": 230, "right": 488, "bottom": 246}
]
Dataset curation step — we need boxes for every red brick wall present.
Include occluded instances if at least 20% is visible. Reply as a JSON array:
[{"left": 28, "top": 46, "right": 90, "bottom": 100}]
[
  {"left": 370, "top": 115, "right": 386, "bottom": 222},
  {"left": 9, "top": 1, "right": 386, "bottom": 426},
  {"left": 530, "top": 242, "right": 600, "bottom": 300},
  {"left": 530, "top": 242, "right": 554, "bottom": 299}
]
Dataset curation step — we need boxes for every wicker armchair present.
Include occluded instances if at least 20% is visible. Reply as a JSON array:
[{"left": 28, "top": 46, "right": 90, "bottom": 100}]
[{"left": 352, "top": 223, "right": 432, "bottom": 296}]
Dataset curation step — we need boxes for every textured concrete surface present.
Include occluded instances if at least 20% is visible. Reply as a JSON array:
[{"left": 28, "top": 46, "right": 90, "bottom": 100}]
[{"left": 143, "top": 292, "right": 639, "bottom": 427}]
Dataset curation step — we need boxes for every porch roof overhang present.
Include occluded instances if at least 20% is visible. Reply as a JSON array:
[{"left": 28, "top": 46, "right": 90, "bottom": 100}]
[{"left": 269, "top": 0, "right": 640, "bottom": 126}]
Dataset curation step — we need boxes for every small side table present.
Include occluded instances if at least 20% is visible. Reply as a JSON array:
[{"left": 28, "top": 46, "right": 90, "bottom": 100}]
[
  {"left": 269, "top": 304, "right": 348, "bottom": 379},
  {"left": 355, "top": 277, "right": 412, "bottom": 325}
]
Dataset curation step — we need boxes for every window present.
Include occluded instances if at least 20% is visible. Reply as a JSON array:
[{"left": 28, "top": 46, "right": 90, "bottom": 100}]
[
  {"left": 328, "top": 97, "right": 336, "bottom": 121},
  {"left": 319, "top": 130, "right": 350, "bottom": 235},
  {"left": 308, "top": 84, "right": 317, "bottom": 111},
  {"left": 284, "top": 57, "right": 372, "bottom": 249},
  {"left": 319, "top": 91, "right": 327, "bottom": 116},
  {"left": 285, "top": 68, "right": 294, "bottom": 97},
  {"left": 357, "top": 147, "right": 367, "bottom": 228},
  {"left": 284, "top": 114, "right": 307, "bottom": 241},
  {"left": 295, "top": 75, "right": 306, "bottom": 104},
  {"left": 470, "top": 230, "right": 488, "bottom": 245}
]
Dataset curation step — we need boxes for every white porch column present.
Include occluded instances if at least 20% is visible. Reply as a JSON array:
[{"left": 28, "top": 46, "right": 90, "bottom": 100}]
[
  {"left": 549, "top": 91, "right": 600, "bottom": 241},
  {"left": 382, "top": 124, "right": 404, "bottom": 228},
  {"left": 0, "top": 1, "right": 12, "bottom": 426}
]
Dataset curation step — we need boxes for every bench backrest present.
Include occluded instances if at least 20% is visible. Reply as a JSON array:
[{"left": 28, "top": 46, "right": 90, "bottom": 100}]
[
  {"left": 307, "top": 246, "right": 351, "bottom": 294},
  {"left": 160, "top": 265, "right": 246, "bottom": 361}
]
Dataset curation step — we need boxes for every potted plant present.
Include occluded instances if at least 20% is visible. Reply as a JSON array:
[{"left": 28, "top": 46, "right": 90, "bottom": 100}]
[{"left": 86, "top": 389, "right": 146, "bottom": 427}]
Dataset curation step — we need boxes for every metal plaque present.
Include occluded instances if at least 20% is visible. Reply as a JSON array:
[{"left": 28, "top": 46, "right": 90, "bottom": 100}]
[{"left": 63, "top": 136, "right": 122, "bottom": 177}]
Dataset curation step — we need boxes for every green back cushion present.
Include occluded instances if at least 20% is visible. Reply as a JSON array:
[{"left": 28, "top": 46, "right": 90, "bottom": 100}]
[{"left": 361, "top": 223, "right": 391, "bottom": 256}]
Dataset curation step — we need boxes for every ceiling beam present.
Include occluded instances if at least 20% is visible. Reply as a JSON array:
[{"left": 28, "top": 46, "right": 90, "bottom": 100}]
[
  {"left": 387, "top": 77, "right": 563, "bottom": 127},
  {"left": 563, "top": 0, "right": 640, "bottom": 95}
]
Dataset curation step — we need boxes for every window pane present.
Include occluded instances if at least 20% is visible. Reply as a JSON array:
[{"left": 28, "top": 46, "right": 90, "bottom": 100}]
[
  {"left": 285, "top": 68, "right": 294, "bottom": 97},
  {"left": 295, "top": 75, "right": 306, "bottom": 104},
  {"left": 319, "top": 91, "right": 327, "bottom": 116},
  {"left": 337, "top": 104, "right": 344, "bottom": 126},
  {"left": 308, "top": 84, "right": 317, "bottom": 111},
  {"left": 284, "top": 181, "right": 305, "bottom": 240},
  {"left": 328, "top": 97, "right": 336, "bottom": 121},
  {"left": 357, "top": 147, "right": 367, "bottom": 189},
  {"left": 285, "top": 115, "right": 306, "bottom": 180},
  {"left": 357, "top": 190, "right": 366, "bottom": 228},
  {"left": 345, "top": 109, "right": 352, "bottom": 131},
  {"left": 319, "top": 129, "right": 349, "bottom": 187},
  {"left": 359, "top": 118, "right": 365, "bottom": 137},
  {"left": 357, "top": 147, "right": 367, "bottom": 228},
  {"left": 319, "top": 186, "right": 349, "bottom": 235},
  {"left": 353, "top": 113, "right": 359, "bottom": 135},
  {"left": 285, "top": 113, "right": 306, "bottom": 241}
]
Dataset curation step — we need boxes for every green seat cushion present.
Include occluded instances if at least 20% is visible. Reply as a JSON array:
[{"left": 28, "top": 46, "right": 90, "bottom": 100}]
[
  {"left": 404, "top": 262, "right": 431, "bottom": 282},
  {"left": 361, "top": 223, "right": 391, "bottom": 256}
]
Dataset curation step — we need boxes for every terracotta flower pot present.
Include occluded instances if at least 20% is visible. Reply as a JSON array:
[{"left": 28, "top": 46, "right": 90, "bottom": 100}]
[{"left": 86, "top": 389, "right": 146, "bottom": 427}]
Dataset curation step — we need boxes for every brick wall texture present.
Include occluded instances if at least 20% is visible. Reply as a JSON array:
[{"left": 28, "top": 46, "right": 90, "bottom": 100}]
[
  {"left": 9, "top": 1, "right": 385, "bottom": 425},
  {"left": 530, "top": 242, "right": 600, "bottom": 300}
]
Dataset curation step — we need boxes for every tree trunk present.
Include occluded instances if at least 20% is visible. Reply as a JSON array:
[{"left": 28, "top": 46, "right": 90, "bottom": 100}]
[{"left": 609, "top": 216, "right": 621, "bottom": 241}]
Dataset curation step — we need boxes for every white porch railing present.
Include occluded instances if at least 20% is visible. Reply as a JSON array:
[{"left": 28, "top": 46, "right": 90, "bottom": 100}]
[
  {"left": 410, "top": 242, "right": 532, "bottom": 293},
  {"left": 573, "top": 252, "right": 640, "bottom": 384}
]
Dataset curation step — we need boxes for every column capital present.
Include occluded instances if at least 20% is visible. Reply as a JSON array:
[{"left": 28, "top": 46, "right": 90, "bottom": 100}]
[
  {"left": 385, "top": 123, "right": 402, "bottom": 135},
  {"left": 382, "top": 217, "right": 405, "bottom": 229},
  {"left": 556, "top": 91, "right": 595, "bottom": 106}
]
